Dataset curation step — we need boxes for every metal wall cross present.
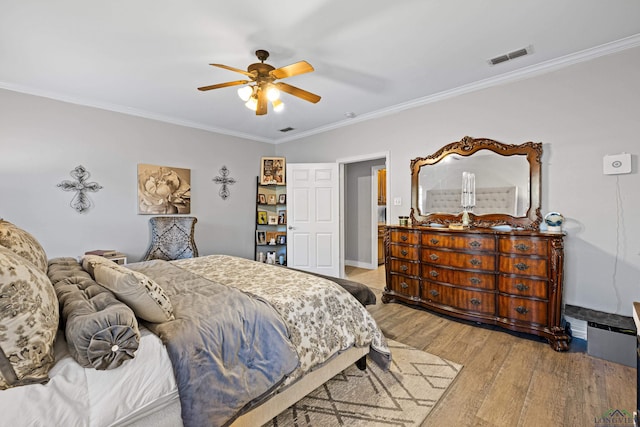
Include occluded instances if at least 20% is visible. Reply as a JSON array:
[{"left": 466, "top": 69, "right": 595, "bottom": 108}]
[
  {"left": 212, "top": 165, "right": 236, "bottom": 200},
  {"left": 57, "top": 165, "right": 103, "bottom": 213}
]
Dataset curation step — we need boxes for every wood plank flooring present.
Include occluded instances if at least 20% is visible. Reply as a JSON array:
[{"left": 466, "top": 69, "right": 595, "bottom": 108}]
[{"left": 345, "top": 266, "right": 636, "bottom": 427}]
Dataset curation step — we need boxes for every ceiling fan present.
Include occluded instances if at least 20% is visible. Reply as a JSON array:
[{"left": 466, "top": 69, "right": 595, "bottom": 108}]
[{"left": 198, "top": 49, "right": 321, "bottom": 115}]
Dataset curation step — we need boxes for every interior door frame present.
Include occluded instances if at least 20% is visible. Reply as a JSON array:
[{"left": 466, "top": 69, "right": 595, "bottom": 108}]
[{"left": 337, "top": 151, "right": 390, "bottom": 278}]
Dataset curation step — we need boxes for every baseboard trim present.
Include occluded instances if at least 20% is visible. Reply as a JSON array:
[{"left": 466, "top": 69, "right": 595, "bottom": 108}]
[{"left": 344, "top": 259, "right": 376, "bottom": 270}]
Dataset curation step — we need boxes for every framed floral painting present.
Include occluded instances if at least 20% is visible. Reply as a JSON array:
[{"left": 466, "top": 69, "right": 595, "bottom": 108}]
[{"left": 138, "top": 164, "right": 191, "bottom": 214}]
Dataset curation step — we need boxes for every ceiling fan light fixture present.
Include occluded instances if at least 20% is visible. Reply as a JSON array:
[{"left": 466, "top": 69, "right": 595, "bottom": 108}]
[
  {"left": 245, "top": 96, "right": 258, "bottom": 111},
  {"left": 266, "top": 85, "right": 280, "bottom": 102},
  {"left": 237, "top": 86, "right": 253, "bottom": 101},
  {"left": 272, "top": 99, "right": 284, "bottom": 112}
]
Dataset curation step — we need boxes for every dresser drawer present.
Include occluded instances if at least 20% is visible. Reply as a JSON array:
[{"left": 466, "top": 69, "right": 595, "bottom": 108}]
[
  {"left": 422, "top": 283, "right": 495, "bottom": 315},
  {"left": 390, "top": 230, "right": 419, "bottom": 245},
  {"left": 389, "top": 259, "right": 420, "bottom": 276},
  {"left": 422, "top": 248, "right": 495, "bottom": 271},
  {"left": 498, "top": 276, "right": 548, "bottom": 299},
  {"left": 498, "top": 295, "right": 548, "bottom": 325},
  {"left": 390, "top": 244, "right": 419, "bottom": 260},
  {"left": 422, "top": 265, "right": 495, "bottom": 290},
  {"left": 388, "top": 274, "right": 420, "bottom": 298},
  {"left": 499, "top": 255, "right": 547, "bottom": 278},
  {"left": 499, "top": 237, "right": 548, "bottom": 256},
  {"left": 422, "top": 233, "right": 495, "bottom": 251}
]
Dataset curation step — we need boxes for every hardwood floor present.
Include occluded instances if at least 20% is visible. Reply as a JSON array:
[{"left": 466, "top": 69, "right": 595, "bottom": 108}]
[{"left": 345, "top": 266, "right": 637, "bottom": 427}]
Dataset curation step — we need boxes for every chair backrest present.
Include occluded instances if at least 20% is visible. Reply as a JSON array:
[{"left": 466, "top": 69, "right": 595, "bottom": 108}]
[{"left": 143, "top": 216, "right": 198, "bottom": 261}]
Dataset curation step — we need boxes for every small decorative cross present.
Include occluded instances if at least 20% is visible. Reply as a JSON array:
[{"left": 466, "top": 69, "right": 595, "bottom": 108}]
[
  {"left": 57, "top": 165, "right": 103, "bottom": 213},
  {"left": 212, "top": 166, "right": 236, "bottom": 200}
]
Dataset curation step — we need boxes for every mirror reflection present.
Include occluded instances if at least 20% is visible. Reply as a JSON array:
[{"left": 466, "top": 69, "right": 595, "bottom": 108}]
[
  {"left": 410, "top": 136, "right": 542, "bottom": 229},
  {"left": 418, "top": 151, "right": 530, "bottom": 216}
]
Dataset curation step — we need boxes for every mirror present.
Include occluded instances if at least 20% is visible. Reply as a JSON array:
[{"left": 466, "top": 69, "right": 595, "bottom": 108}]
[{"left": 410, "top": 136, "right": 542, "bottom": 229}]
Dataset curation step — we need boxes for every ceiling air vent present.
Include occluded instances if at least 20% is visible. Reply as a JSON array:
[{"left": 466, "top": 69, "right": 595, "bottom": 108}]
[
  {"left": 279, "top": 127, "right": 295, "bottom": 133},
  {"left": 489, "top": 46, "right": 532, "bottom": 66}
]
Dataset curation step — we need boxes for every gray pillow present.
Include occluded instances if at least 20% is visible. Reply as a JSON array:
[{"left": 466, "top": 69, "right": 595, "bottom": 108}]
[
  {"left": 84, "top": 255, "right": 175, "bottom": 323},
  {"left": 48, "top": 258, "right": 140, "bottom": 370}
]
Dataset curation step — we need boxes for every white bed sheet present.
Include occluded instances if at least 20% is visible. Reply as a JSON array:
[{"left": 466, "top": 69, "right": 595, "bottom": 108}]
[{"left": 0, "top": 326, "right": 178, "bottom": 427}]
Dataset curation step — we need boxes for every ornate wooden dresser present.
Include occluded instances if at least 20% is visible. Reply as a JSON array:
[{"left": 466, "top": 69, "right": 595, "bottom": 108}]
[{"left": 382, "top": 225, "right": 570, "bottom": 351}]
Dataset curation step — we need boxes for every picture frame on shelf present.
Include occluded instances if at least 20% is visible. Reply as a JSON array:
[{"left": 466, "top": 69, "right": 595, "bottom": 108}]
[
  {"left": 257, "top": 211, "right": 268, "bottom": 225},
  {"left": 268, "top": 215, "right": 278, "bottom": 225},
  {"left": 276, "top": 234, "right": 286, "bottom": 245},
  {"left": 266, "top": 231, "right": 277, "bottom": 244},
  {"left": 260, "top": 157, "right": 286, "bottom": 185},
  {"left": 258, "top": 193, "right": 266, "bottom": 204},
  {"left": 267, "top": 194, "right": 277, "bottom": 205},
  {"left": 256, "top": 230, "right": 266, "bottom": 245},
  {"left": 278, "top": 209, "right": 286, "bottom": 225},
  {"left": 266, "top": 251, "right": 277, "bottom": 264},
  {"left": 278, "top": 193, "right": 286, "bottom": 204}
]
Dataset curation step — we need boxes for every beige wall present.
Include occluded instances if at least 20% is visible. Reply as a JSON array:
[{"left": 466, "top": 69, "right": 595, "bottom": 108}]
[
  {"left": 277, "top": 46, "right": 640, "bottom": 317},
  {"left": 2, "top": 46, "right": 639, "bottom": 317},
  {"left": 0, "top": 89, "right": 275, "bottom": 261}
]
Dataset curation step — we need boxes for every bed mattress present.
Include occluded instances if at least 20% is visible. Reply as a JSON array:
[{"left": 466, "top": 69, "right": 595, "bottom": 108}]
[{"left": 0, "top": 327, "right": 178, "bottom": 427}]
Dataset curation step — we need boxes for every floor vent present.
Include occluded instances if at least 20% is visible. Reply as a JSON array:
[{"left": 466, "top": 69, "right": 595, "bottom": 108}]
[
  {"left": 489, "top": 46, "right": 532, "bottom": 66},
  {"left": 279, "top": 127, "right": 295, "bottom": 132}
]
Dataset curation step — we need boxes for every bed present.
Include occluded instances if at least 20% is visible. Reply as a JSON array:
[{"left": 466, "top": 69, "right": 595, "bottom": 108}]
[{"left": 0, "top": 219, "right": 391, "bottom": 426}]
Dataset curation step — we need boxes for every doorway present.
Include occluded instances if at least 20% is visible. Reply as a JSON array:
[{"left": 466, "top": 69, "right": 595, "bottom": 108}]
[{"left": 338, "top": 152, "right": 389, "bottom": 277}]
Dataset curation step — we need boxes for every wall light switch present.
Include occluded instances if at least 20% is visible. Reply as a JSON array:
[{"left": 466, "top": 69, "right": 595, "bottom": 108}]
[
  {"left": 603, "top": 153, "right": 631, "bottom": 175},
  {"left": 393, "top": 197, "right": 402, "bottom": 206}
]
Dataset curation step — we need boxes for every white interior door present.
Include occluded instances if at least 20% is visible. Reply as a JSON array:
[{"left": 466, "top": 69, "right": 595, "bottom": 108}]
[{"left": 286, "top": 163, "right": 339, "bottom": 277}]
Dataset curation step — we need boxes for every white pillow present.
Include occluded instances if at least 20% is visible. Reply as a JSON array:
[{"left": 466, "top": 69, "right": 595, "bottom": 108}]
[{"left": 91, "top": 261, "right": 175, "bottom": 323}]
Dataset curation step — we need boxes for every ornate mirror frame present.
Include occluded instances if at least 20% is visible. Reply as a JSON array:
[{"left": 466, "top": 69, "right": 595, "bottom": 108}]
[{"left": 410, "top": 136, "right": 542, "bottom": 230}]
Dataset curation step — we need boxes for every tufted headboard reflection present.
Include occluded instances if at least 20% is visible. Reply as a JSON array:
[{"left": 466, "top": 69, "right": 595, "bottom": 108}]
[{"left": 425, "top": 186, "right": 517, "bottom": 215}]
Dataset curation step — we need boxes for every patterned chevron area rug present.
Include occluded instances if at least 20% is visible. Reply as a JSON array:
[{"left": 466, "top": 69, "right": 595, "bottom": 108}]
[{"left": 265, "top": 340, "right": 462, "bottom": 427}]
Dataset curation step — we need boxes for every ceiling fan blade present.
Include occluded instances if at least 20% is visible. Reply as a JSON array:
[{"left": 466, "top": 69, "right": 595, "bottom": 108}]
[
  {"left": 197, "top": 80, "right": 249, "bottom": 91},
  {"left": 256, "top": 88, "right": 267, "bottom": 115},
  {"left": 270, "top": 61, "right": 314, "bottom": 80},
  {"left": 275, "top": 82, "right": 321, "bottom": 103},
  {"left": 210, "top": 63, "right": 257, "bottom": 78}
]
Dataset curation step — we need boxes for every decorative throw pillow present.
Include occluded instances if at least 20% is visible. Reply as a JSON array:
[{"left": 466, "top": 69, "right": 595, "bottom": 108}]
[
  {"left": 0, "top": 219, "right": 48, "bottom": 273},
  {"left": 48, "top": 257, "right": 140, "bottom": 370},
  {"left": 89, "top": 258, "right": 175, "bottom": 323},
  {"left": 0, "top": 246, "right": 59, "bottom": 390}
]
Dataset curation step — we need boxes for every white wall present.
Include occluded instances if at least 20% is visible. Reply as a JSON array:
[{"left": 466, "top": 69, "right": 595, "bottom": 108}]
[
  {"left": 277, "top": 46, "right": 640, "bottom": 317},
  {"left": 0, "top": 89, "right": 275, "bottom": 262}
]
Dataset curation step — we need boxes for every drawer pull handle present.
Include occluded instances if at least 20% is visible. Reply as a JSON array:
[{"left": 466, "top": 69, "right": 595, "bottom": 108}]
[
  {"left": 429, "top": 289, "right": 439, "bottom": 297},
  {"left": 430, "top": 238, "right": 439, "bottom": 245},
  {"left": 470, "top": 258, "right": 481, "bottom": 266},
  {"left": 430, "top": 254, "right": 439, "bottom": 261},
  {"left": 401, "top": 235, "right": 408, "bottom": 242},
  {"left": 515, "top": 283, "right": 529, "bottom": 291},
  {"left": 515, "top": 263, "right": 529, "bottom": 271},
  {"left": 470, "top": 298, "right": 481, "bottom": 305},
  {"left": 469, "top": 277, "right": 481, "bottom": 285},
  {"left": 429, "top": 270, "right": 439, "bottom": 278},
  {"left": 515, "top": 306, "right": 529, "bottom": 314},
  {"left": 400, "top": 265, "right": 408, "bottom": 272},
  {"left": 401, "top": 249, "right": 408, "bottom": 256},
  {"left": 469, "top": 241, "right": 481, "bottom": 248},
  {"left": 400, "top": 282, "right": 408, "bottom": 289},
  {"left": 514, "top": 243, "right": 530, "bottom": 251}
]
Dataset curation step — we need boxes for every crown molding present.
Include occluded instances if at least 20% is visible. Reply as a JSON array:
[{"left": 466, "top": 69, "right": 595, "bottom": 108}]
[{"left": 2, "top": 34, "right": 639, "bottom": 145}]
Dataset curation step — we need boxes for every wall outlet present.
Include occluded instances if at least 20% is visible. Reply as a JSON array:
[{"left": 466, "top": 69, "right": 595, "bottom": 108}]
[
  {"left": 603, "top": 153, "right": 631, "bottom": 175},
  {"left": 393, "top": 197, "right": 402, "bottom": 206}
]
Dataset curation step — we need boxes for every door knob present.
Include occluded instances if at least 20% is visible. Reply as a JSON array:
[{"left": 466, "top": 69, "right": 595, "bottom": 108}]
[{"left": 288, "top": 226, "right": 296, "bottom": 230}]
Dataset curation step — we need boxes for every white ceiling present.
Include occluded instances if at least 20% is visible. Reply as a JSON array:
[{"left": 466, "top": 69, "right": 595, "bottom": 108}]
[{"left": 2, "top": 1, "right": 640, "bottom": 143}]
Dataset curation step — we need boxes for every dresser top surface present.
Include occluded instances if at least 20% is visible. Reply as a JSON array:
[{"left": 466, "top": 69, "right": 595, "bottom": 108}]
[{"left": 386, "top": 225, "right": 565, "bottom": 238}]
